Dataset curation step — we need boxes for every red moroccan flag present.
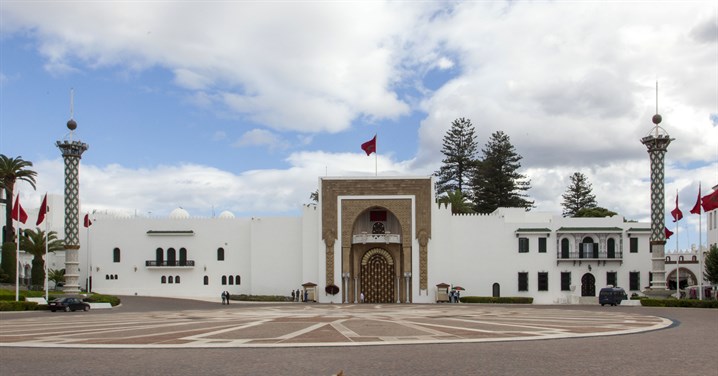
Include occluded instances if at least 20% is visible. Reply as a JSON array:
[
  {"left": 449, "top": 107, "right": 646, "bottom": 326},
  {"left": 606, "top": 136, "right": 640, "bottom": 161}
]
[
  {"left": 664, "top": 227, "right": 674, "bottom": 239},
  {"left": 11, "top": 195, "right": 28, "bottom": 224},
  {"left": 702, "top": 189, "right": 718, "bottom": 212},
  {"left": 84, "top": 213, "right": 92, "bottom": 228},
  {"left": 36, "top": 194, "right": 48, "bottom": 226},
  {"left": 361, "top": 135, "right": 376, "bottom": 156},
  {"left": 690, "top": 184, "right": 701, "bottom": 215},
  {"left": 670, "top": 193, "right": 682, "bottom": 222}
]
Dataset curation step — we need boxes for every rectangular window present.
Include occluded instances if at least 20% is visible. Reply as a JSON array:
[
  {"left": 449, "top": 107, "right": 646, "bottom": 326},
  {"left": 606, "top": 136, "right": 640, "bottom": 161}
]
[
  {"left": 538, "top": 237, "right": 547, "bottom": 253},
  {"left": 518, "top": 237, "right": 529, "bottom": 253},
  {"left": 630, "top": 237, "right": 638, "bottom": 253},
  {"left": 561, "top": 272, "right": 571, "bottom": 291},
  {"left": 607, "top": 271, "right": 617, "bottom": 287},
  {"left": 538, "top": 272, "right": 549, "bottom": 291},
  {"left": 629, "top": 272, "right": 640, "bottom": 291},
  {"left": 518, "top": 272, "right": 529, "bottom": 291}
]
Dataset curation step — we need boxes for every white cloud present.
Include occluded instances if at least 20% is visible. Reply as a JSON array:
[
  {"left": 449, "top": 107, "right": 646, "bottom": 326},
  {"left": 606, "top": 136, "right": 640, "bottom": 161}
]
[{"left": 232, "top": 129, "right": 287, "bottom": 151}]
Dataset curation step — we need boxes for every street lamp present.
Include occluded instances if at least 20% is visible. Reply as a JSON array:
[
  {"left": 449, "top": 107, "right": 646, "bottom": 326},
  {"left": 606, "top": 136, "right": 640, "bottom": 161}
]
[{"left": 403, "top": 271, "right": 412, "bottom": 303}]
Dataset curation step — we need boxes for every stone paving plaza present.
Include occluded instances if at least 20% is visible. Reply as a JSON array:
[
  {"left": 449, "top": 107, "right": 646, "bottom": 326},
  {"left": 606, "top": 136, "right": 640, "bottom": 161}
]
[{"left": 0, "top": 303, "right": 671, "bottom": 348}]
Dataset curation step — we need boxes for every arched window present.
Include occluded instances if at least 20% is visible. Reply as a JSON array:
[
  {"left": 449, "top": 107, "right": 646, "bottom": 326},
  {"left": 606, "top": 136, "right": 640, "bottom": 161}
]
[
  {"left": 175, "top": 275, "right": 181, "bottom": 284},
  {"left": 228, "top": 275, "right": 234, "bottom": 285},
  {"left": 161, "top": 276, "right": 167, "bottom": 284},
  {"left": 235, "top": 275, "right": 241, "bottom": 285},
  {"left": 114, "top": 274, "right": 118, "bottom": 280},
  {"left": 581, "top": 237, "right": 597, "bottom": 258},
  {"left": 607, "top": 238, "right": 616, "bottom": 259},
  {"left": 113, "top": 248, "right": 121, "bottom": 263},
  {"left": 666, "top": 256, "right": 671, "bottom": 262},
  {"left": 561, "top": 238, "right": 570, "bottom": 258},
  {"left": 221, "top": 275, "right": 227, "bottom": 285},
  {"left": 692, "top": 255, "right": 697, "bottom": 262},
  {"left": 203, "top": 275, "right": 209, "bottom": 285},
  {"left": 179, "top": 248, "right": 187, "bottom": 266},
  {"left": 168, "top": 276, "right": 174, "bottom": 284},
  {"left": 167, "top": 248, "right": 176, "bottom": 266},
  {"left": 156, "top": 248, "right": 164, "bottom": 265},
  {"left": 106, "top": 274, "right": 110, "bottom": 280},
  {"left": 217, "top": 247, "right": 225, "bottom": 261}
]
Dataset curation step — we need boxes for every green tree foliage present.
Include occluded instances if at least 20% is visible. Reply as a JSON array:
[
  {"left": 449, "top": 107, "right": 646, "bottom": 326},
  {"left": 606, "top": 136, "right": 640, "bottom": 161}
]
[
  {"left": 0, "top": 155, "right": 38, "bottom": 243},
  {"left": 20, "top": 228, "right": 65, "bottom": 286},
  {"left": 561, "top": 172, "right": 597, "bottom": 217},
  {"left": 704, "top": 245, "right": 718, "bottom": 285},
  {"left": 1, "top": 242, "right": 15, "bottom": 282},
  {"left": 437, "top": 190, "right": 474, "bottom": 214},
  {"left": 48, "top": 268, "right": 65, "bottom": 290},
  {"left": 574, "top": 206, "right": 618, "bottom": 218},
  {"left": 471, "top": 131, "right": 534, "bottom": 213},
  {"left": 309, "top": 189, "right": 319, "bottom": 203},
  {"left": 434, "top": 118, "right": 479, "bottom": 197}
]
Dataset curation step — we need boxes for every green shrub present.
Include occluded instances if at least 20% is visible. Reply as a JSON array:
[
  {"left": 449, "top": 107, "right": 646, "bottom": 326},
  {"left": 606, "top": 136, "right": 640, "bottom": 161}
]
[
  {"left": 459, "top": 296, "right": 534, "bottom": 304},
  {"left": 640, "top": 299, "right": 718, "bottom": 308},
  {"left": 235, "top": 294, "right": 292, "bottom": 302},
  {"left": 85, "top": 293, "right": 121, "bottom": 306},
  {"left": 0, "top": 301, "right": 41, "bottom": 311}
]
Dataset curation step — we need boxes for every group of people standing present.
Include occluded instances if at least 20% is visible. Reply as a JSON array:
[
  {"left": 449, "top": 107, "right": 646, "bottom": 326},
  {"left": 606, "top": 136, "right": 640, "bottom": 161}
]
[
  {"left": 449, "top": 289, "right": 461, "bottom": 303},
  {"left": 220, "top": 290, "right": 231, "bottom": 304},
  {"left": 290, "top": 289, "right": 308, "bottom": 302}
]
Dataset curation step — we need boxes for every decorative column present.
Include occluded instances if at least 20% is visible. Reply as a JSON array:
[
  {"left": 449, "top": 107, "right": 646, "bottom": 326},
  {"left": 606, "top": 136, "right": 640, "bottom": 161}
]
[
  {"left": 56, "top": 118, "right": 89, "bottom": 293},
  {"left": 641, "top": 113, "right": 672, "bottom": 295}
]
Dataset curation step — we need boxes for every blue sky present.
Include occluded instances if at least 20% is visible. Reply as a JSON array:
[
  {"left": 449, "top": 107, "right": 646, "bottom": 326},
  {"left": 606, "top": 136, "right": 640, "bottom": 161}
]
[{"left": 1, "top": 1, "right": 716, "bottom": 252}]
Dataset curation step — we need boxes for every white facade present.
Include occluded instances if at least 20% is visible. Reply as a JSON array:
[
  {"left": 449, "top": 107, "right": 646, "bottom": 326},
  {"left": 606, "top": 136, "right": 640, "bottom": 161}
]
[{"left": 4, "top": 179, "right": 715, "bottom": 304}]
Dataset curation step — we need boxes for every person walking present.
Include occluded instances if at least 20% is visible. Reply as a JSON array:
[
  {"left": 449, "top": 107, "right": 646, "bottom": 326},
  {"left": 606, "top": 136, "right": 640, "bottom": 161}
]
[
  {"left": 221, "top": 291, "right": 226, "bottom": 305},
  {"left": 291, "top": 290, "right": 295, "bottom": 302},
  {"left": 225, "top": 291, "right": 230, "bottom": 304},
  {"left": 360, "top": 292, "right": 365, "bottom": 303}
]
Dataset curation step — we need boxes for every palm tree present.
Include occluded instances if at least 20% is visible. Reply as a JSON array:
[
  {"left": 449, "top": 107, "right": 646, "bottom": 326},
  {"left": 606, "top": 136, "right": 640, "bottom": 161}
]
[
  {"left": 1, "top": 155, "right": 38, "bottom": 243},
  {"left": 20, "top": 228, "right": 65, "bottom": 287},
  {"left": 438, "top": 190, "right": 475, "bottom": 214},
  {"left": 48, "top": 268, "right": 66, "bottom": 291}
]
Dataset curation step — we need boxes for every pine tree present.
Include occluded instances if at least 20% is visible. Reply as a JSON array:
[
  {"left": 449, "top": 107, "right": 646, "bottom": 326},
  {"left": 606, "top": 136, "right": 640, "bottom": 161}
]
[
  {"left": 471, "top": 131, "right": 533, "bottom": 213},
  {"left": 434, "top": 118, "right": 479, "bottom": 197},
  {"left": 561, "top": 172, "right": 597, "bottom": 217}
]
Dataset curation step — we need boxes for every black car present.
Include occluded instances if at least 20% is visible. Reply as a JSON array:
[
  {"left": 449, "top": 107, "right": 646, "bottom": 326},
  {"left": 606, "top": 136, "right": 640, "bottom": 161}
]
[{"left": 49, "top": 297, "right": 91, "bottom": 312}]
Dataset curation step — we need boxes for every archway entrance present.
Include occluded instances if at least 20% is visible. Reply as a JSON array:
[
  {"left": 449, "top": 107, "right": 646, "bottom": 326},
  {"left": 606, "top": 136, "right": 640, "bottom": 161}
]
[
  {"left": 581, "top": 273, "right": 596, "bottom": 296},
  {"left": 360, "top": 248, "right": 395, "bottom": 303},
  {"left": 492, "top": 283, "right": 500, "bottom": 298}
]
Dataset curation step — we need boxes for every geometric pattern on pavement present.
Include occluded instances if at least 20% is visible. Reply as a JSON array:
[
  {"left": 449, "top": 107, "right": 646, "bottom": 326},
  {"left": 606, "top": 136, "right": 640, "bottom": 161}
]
[{"left": 0, "top": 304, "right": 671, "bottom": 349}]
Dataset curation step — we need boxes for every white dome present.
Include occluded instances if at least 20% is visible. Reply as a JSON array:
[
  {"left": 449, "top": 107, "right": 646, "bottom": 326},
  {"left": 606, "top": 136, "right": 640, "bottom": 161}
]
[
  {"left": 218, "top": 210, "right": 235, "bottom": 219},
  {"left": 169, "top": 208, "right": 190, "bottom": 219}
]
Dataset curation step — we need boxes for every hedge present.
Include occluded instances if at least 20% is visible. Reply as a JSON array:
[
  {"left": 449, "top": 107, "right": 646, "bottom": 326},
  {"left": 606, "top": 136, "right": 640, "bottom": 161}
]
[
  {"left": 640, "top": 299, "right": 718, "bottom": 308},
  {"left": 85, "top": 293, "right": 121, "bottom": 306},
  {"left": 0, "top": 301, "right": 40, "bottom": 311},
  {"left": 235, "top": 294, "right": 292, "bottom": 302},
  {"left": 459, "top": 296, "right": 534, "bottom": 304}
]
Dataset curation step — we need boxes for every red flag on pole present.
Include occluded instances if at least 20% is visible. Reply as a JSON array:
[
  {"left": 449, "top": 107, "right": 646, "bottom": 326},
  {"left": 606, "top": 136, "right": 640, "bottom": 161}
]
[
  {"left": 664, "top": 227, "right": 674, "bottom": 239},
  {"left": 690, "top": 184, "right": 701, "bottom": 215},
  {"left": 701, "top": 189, "right": 718, "bottom": 212},
  {"left": 670, "top": 193, "right": 682, "bottom": 222},
  {"left": 84, "top": 213, "right": 92, "bottom": 228},
  {"left": 36, "top": 194, "right": 48, "bottom": 226},
  {"left": 361, "top": 135, "right": 376, "bottom": 156},
  {"left": 11, "top": 195, "right": 28, "bottom": 224}
]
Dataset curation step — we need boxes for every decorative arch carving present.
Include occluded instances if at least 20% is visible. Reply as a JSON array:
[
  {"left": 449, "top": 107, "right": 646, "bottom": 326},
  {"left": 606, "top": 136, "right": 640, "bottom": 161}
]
[{"left": 361, "top": 248, "right": 394, "bottom": 265}]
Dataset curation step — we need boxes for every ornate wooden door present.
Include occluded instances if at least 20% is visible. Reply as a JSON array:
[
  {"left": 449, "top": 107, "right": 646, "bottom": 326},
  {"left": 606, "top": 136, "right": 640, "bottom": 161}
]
[
  {"left": 360, "top": 249, "right": 395, "bottom": 303},
  {"left": 581, "top": 273, "right": 596, "bottom": 296}
]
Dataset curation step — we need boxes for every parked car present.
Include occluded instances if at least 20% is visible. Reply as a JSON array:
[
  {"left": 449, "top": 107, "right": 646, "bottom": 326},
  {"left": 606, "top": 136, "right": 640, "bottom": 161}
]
[
  {"left": 599, "top": 287, "right": 627, "bottom": 306},
  {"left": 49, "top": 297, "right": 90, "bottom": 312}
]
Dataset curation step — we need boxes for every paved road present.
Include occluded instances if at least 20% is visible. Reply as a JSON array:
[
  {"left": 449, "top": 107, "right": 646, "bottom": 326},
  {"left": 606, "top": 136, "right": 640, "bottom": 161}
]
[{"left": 0, "top": 296, "right": 716, "bottom": 375}]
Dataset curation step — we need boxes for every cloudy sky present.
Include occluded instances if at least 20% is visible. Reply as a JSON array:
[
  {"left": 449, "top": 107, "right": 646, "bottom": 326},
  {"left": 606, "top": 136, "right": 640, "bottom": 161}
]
[{"left": 1, "top": 1, "right": 716, "bottom": 251}]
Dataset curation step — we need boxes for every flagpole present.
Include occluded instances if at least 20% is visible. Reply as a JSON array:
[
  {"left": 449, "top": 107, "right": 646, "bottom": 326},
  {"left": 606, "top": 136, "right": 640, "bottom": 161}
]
[
  {"left": 86, "top": 215, "right": 91, "bottom": 293},
  {"left": 698, "top": 182, "right": 703, "bottom": 300},
  {"left": 675, "top": 189, "right": 680, "bottom": 299},
  {"left": 44, "top": 209, "right": 49, "bottom": 302},
  {"left": 13, "top": 193, "right": 20, "bottom": 302},
  {"left": 375, "top": 134, "right": 378, "bottom": 176}
]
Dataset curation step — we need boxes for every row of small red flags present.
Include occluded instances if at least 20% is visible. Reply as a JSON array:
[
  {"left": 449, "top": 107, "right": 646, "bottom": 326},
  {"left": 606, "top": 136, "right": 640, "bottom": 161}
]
[{"left": 11, "top": 194, "right": 92, "bottom": 227}]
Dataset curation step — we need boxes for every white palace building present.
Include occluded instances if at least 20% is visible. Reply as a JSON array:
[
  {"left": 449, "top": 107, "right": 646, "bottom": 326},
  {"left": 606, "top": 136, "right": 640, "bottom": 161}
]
[{"left": 9, "top": 177, "right": 717, "bottom": 304}]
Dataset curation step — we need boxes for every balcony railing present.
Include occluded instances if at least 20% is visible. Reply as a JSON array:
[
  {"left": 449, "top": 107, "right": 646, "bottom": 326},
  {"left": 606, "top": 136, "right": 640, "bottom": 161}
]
[
  {"left": 557, "top": 251, "right": 623, "bottom": 260},
  {"left": 352, "top": 233, "right": 401, "bottom": 244},
  {"left": 145, "top": 260, "right": 195, "bottom": 267}
]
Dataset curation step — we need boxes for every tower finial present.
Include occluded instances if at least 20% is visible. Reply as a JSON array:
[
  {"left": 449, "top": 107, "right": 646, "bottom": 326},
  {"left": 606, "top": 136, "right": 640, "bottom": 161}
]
[
  {"left": 67, "top": 88, "right": 77, "bottom": 131},
  {"left": 652, "top": 81, "right": 662, "bottom": 126}
]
